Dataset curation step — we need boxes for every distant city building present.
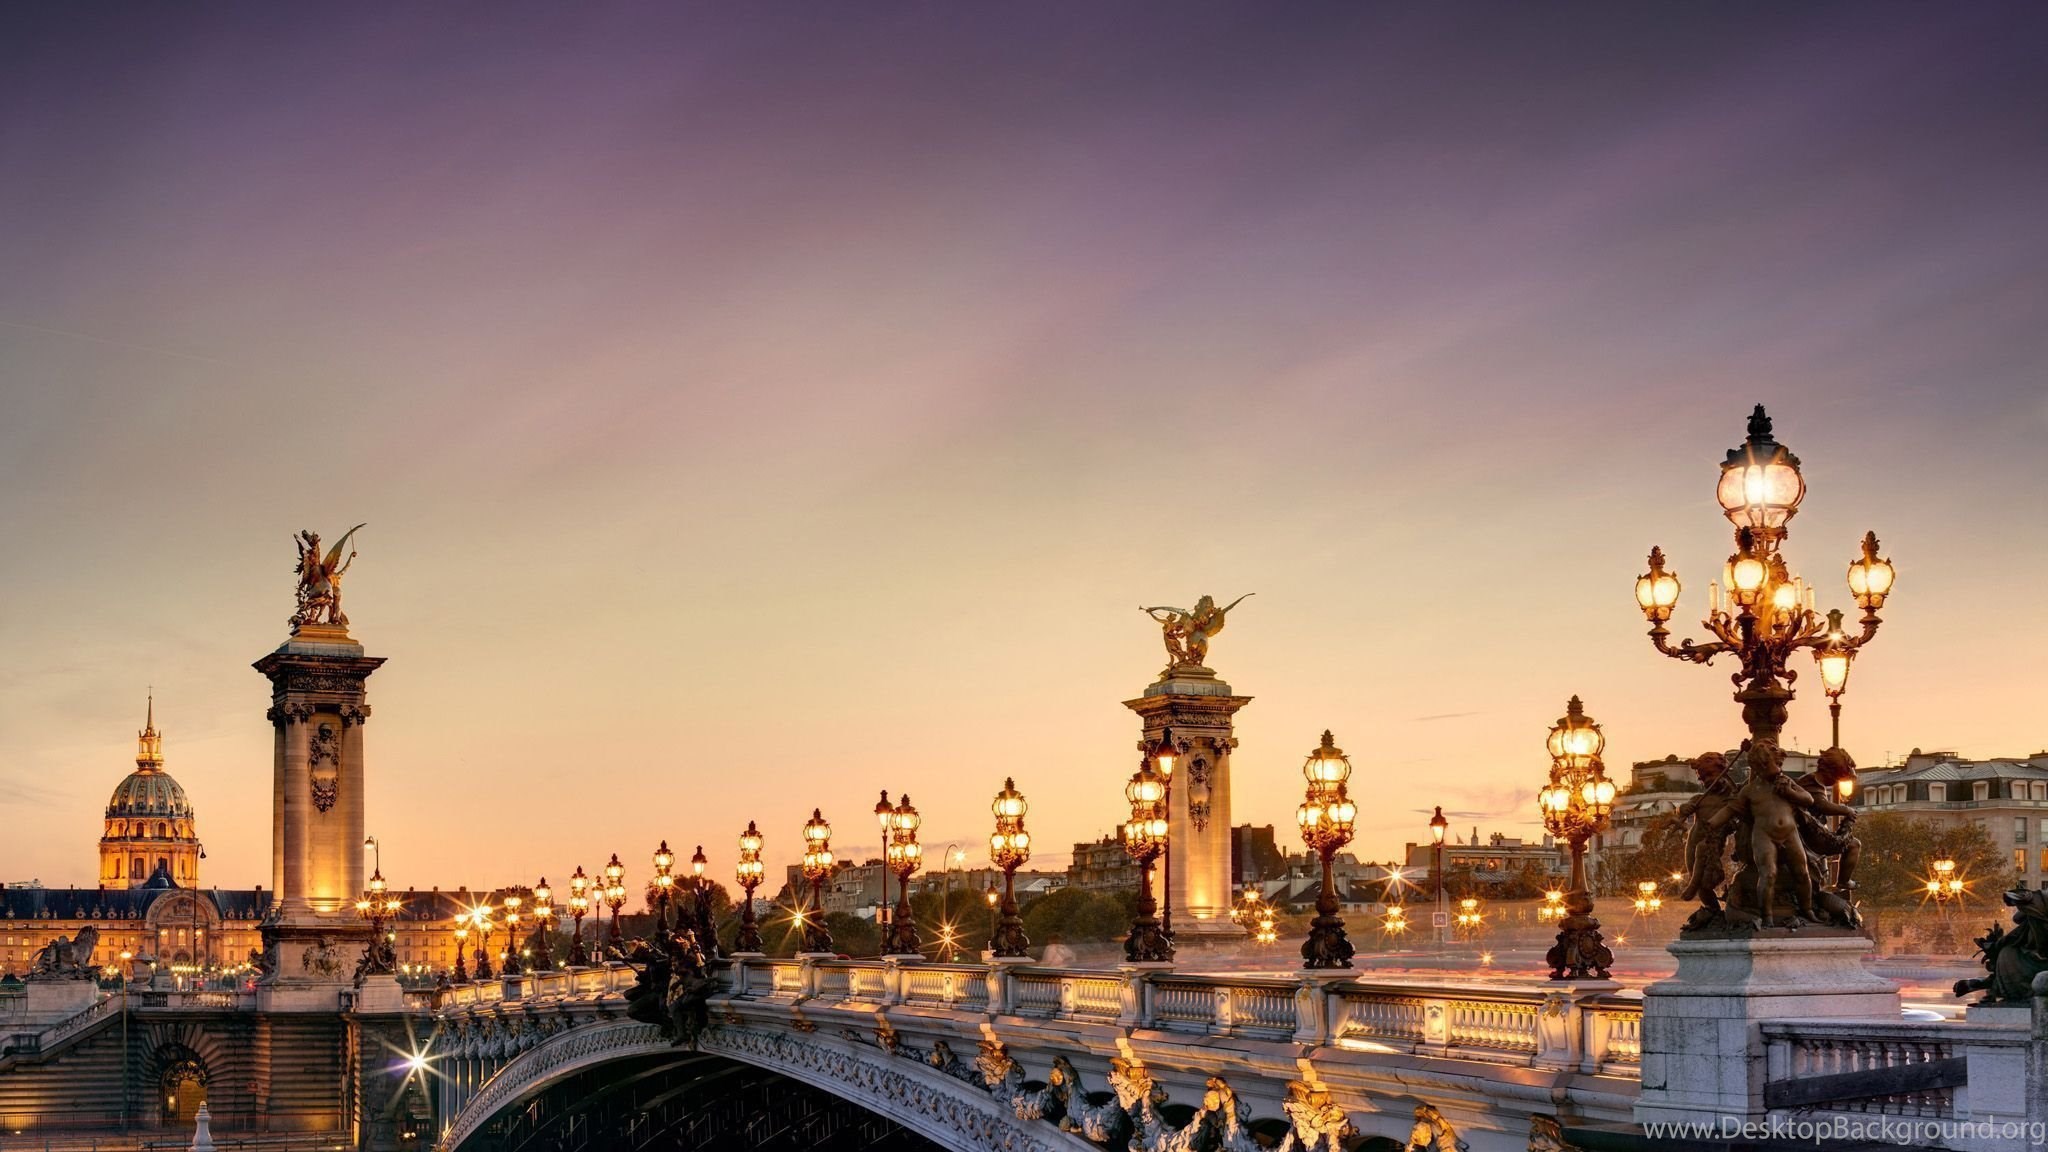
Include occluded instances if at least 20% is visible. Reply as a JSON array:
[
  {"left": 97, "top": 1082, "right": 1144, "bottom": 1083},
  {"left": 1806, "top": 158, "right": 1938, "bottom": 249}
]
[
  {"left": 1403, "top": 828, "right": 1569, "bottom": 895},
  {"left": 1852, "top": 748, "right": 2048, "bottom": 888},
  {"left": 1230, "top": 824, "right": 1286, "bottom": 884},
  {"left": 1067, "top": 835, "right": 1139, "bottom": 893},
  {"left": 1247, "top": 852, "right": 1398, "bottom": 914}
]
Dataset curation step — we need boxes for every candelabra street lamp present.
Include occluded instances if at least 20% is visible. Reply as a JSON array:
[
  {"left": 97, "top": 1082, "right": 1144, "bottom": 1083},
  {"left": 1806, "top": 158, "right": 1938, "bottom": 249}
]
[
  {"left": 1926, "top": 857, "right": 1966, "bottom": 955},
  {"left": 470, "top": 905, "right": 496, "bottom": 980},
  {"left": 530, "top": 879, "right": 556, "bottom": 971},
  {"left": 1122, "top": 761, "right": 1174, "bottom": 963},
  {"left": 353, "top": 869, "right": 400, "bottom": 978},
  {"left": 1633, "top": 881, "right": 1664, "bottom": 916},
  {"left": 1456, "top": 897, "right": 1485, "bottom": 939},
  {"left": 689, "top": 845, "right": 719, "bottom": 959},
  {"left": 1538, "top": 696, "right": 1617, "bottom": 981},
  {"left": 651, "top": 841, "right": 676, "bottom": 937},
  {"left": 1298, "top": 731, "right": 1359, "bottom": 969},
  {"left": 566, "top": 867, "right": 590, "bottom": 967},
  {"left": 603, "top": 854, "right": 627, "bottom": 955},
  {"left": 735, "top": 821, "right": 766, "bottom": 955},
  {"left": 452, "top": 921, "right": 470, "bottom": 982},
  {"left": 988, "top": 778, "right": 1033, "bottom": 958},
  {"left": 501, "top": 893, "right": 525, "bottom": 976},
  {"left": 800, "top": 809, "right": 836, "bottom": 954},
  {"left": 1429, "top": 806, "right": 1450, "bottom": 947},
  {"left": 883, "top": 793, "right": 925, "bottom": 957},
  {"left": 1637, "top": 406, "right": 1896, "bottom": 747}
]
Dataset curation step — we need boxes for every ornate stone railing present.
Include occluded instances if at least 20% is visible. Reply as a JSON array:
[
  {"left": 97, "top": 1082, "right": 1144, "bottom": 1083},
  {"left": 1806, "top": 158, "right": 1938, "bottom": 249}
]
[
  {"left": 0, "top": 992, "right": 114, "bottom": 1057},
  {"left": 1760, "top": 1018, "right": 2022, "bottom": 1120},
  {"left": 427, "top": 960, "right": 1647, "bottom": 1076},
  {"left": 133, "top": 988, "right": 253, "bottom": 1011}
]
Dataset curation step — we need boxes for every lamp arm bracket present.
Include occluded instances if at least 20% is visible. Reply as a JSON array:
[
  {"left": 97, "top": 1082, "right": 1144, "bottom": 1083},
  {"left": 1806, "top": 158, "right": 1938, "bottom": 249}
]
[{"left": 1650, "top": 627, "right": 1727, "bottom": 665}]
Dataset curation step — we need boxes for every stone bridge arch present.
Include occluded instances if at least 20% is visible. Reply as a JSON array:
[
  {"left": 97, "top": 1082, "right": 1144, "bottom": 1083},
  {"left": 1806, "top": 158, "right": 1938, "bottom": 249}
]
[{"left": 441, "top": 1019, "right": 1093, "bottom": 1152}]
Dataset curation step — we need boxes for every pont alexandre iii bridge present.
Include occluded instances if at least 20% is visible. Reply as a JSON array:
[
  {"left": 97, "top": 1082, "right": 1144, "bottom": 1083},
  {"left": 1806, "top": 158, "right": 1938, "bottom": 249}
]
[
  {"left": 2, "top": 944, "right": 2038, "bottom": 1151},
  {"left": 402, "top": 946, "right": 2036, "bottom": 1152}
]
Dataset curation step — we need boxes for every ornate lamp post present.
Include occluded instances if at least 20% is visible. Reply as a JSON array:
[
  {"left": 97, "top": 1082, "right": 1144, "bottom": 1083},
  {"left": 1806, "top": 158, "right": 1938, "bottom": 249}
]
[
  {"left": 1456, "top": 897, "right": 1485, "bottom": 939},
  {"left": 1151, "top": 729, "right": 1181, "bottom": 938},
  {"left": 799, "top": 809, "right": 836, "bottom": 954},
  {"left": 353, "top": 869, "right": 399, "bottom": 977},
  {"left": 469, "top": 905, "right": 495, "bottom": 980},
  {"left": 566, "top": 867, "right": 590, "bottom": 967},
  {"left": 452, "top": 922, "right": 470, "bottom": 982},
  {"left": 1538, "top": 696, "right": 1616, "bottom": 981},
  {"left": 1429, "top": 806, "right": 1450, "bottom": 946},
  {"left": 1637, "top": 406, "right": 1896, "bottom": 746},
  {"left": 603, "top": 854, "right": 627, "bottom": 954},
  {"left": 1122, "top": 762, "right": 1174, "bottom": 963},
  {"left": 884, "top": 794, "right": 924, "bottom": 957},
  {"left": 501, "top": 893, "right": 525, "bottom": 976},
  {"left": 735, "top": 821, "right": 766, "bottom": 955},
  {"left": 1926, "top": 858, "right": 1965, "bottom": 955},
  {"left": 988, "top": 778, "right": 1033, "bottom": 958},
  {"left": 530, "top": 879, "right": 555, "bottom": 971},
  {"left": 651, "top": 841, "right": 676, "bottom": 935},
  {"left": 1633, "top": 882, "right": 1663, "bottom": 916},
  {"left": 1814, "top": 610, "right": 1855, "bottom": 749},
  {"left": 689, "top": 845, "right": 719, "bottom": 959},
  {"left": 1297, "top": 731, "right": 1359, "bottom": 969}
]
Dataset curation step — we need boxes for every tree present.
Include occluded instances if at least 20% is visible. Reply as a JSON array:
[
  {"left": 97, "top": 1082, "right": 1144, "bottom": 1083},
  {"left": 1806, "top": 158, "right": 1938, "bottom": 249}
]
[
  {"left": 1020, "top": 888, "right": 1130, "bottom": 943},
  {"left": 1854, "top": 814, "right": 2004, "bottom": 907},
  {"left": 1606, "top": 811, "right": 1689, "bottom": 895}
]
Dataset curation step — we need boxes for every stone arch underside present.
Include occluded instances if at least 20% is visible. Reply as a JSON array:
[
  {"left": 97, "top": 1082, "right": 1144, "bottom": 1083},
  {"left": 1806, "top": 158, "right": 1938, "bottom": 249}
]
[{"left": 443, "top": 1019, "right": 1095, "bottom": 1152}]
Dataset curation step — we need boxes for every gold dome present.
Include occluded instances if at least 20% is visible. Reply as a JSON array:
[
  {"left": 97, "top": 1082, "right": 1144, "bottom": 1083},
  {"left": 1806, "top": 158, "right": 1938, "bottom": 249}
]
[{"left": 100, "top": 697, "right": 202, "bottom": 888}]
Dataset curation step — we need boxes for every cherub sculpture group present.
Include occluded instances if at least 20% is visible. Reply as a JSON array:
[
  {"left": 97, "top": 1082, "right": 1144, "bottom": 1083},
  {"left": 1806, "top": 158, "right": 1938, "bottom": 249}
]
[{"left": 1677, "top": 737, "right": 1862, "bottom": 933}]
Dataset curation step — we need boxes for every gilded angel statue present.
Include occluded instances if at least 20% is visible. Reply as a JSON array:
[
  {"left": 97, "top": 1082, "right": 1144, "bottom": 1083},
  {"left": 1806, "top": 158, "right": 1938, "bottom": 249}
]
[
  {"left": 1141, "top": 593, "right": 1252, "bottom": 671},
  {"left": 292, "top": 524, "right": 364, "bottom": 629}
]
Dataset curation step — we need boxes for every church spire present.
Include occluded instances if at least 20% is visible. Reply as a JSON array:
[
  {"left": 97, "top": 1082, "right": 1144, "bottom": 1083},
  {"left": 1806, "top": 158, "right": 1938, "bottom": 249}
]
[{"left": 137, "top": 692, "right": 163, "bottom": 771}]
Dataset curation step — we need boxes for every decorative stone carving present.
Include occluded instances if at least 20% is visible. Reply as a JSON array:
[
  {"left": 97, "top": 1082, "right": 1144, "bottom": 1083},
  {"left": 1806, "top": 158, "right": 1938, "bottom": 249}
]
[
  {"left": 1276, "top": 1080, "right": 1354, "bottom": 1152},
  {"left": 1954, "top": 888, "right": 2048, "bottom": 1004},
  {"left": 974, "top": 1039, "right": 1024, "bottom": 1099},
  {"left": 302, "top": 935, "right": 343, "bottom": 978},
  {"left": 308, "top": 721, "right": 341, "bottom": 813},
  {"left": 27, "top": 925, "right": 98, "bottom": 980}
]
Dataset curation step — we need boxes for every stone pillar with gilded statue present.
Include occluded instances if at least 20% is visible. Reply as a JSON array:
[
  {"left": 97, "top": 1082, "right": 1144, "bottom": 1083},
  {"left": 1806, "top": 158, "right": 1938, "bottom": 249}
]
[
  {"left": 1127, "top": 595, "right": 1252, "bottom": 940},
  {"left": 255, "top": 525, "right": 385, "bottom": 1006}
]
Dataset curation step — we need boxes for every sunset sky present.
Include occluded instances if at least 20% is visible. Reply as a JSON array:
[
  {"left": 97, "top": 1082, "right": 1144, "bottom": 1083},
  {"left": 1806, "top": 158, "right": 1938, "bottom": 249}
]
[{"left": 3, "top": 5, "right": 2045, "bottom": 893}]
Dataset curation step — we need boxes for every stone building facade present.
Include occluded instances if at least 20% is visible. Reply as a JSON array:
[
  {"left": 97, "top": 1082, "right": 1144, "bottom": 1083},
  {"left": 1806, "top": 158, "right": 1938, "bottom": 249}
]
[{"left": 1851, "top": 748, "right": 2048, "bottom": 888}]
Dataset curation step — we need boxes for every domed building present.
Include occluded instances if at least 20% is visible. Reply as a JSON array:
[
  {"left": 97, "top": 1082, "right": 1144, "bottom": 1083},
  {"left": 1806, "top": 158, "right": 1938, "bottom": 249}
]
[{"left": 98, "top": 698, "right": 203, "bottom": 889}]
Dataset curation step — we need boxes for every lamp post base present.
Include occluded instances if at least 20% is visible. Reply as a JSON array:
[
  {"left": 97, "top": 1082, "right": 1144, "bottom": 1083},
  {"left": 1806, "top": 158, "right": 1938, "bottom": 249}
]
[{"left": 1547, "top": 893, "right": 1613, "bottom": 981}]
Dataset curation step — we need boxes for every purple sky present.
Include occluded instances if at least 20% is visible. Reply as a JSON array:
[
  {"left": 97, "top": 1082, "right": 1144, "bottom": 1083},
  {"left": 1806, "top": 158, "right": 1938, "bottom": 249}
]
[{"left": 3, "top": 5, "right": 2046, "bottom": 891}]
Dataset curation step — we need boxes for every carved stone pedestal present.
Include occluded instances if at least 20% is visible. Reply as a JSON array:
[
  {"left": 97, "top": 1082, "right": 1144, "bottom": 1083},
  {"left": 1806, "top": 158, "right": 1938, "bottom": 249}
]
[{"left": 1635, "top": 933, "right": 1896, "bottom": 1128}]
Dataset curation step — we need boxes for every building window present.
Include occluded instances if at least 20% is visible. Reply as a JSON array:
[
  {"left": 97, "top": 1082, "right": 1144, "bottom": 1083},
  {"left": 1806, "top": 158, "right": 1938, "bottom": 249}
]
[
  {"left": 2018, "top": 849, "right": 2030, "bottom": 876},
  {"left": 2020, "top": 818, "right": 2031, "bottom": 845},
  {"left": 1975, "top": 782, "right": 1991, "bottom": 802},
  {"left": 1928, "top": 783, "right": 1947, "bottom": 803},
  {"left": 132, "top": 856, "right": 145, "bottom": 879},
  {"left": 2036, "top": 783, "right": 2048, "bottom": 802}
]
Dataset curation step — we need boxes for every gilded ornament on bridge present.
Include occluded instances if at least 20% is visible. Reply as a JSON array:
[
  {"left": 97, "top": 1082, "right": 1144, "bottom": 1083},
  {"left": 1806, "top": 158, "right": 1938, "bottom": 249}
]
[
  {"left": 291, "top": 524, "right": 363, "bottom": 632},
  {"left": 1141, "top": 593, "right": 1251, "bottom": 675},
  {"left": 1405, "top": 1102, "right": 1469, "bottom": 1152},
  {"left": 1678, "top": 737, "right": 1862, "bottom": 934},
  {"left": 1528, "top": 1114, "right": 1582, "bottom": 1152},
  {"left": 1277, "top": 1080, "right": 1354, "bottom": 1152},
  {"left": 1954, "top": 889, "right": 2048, "bottom": 1004}
]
